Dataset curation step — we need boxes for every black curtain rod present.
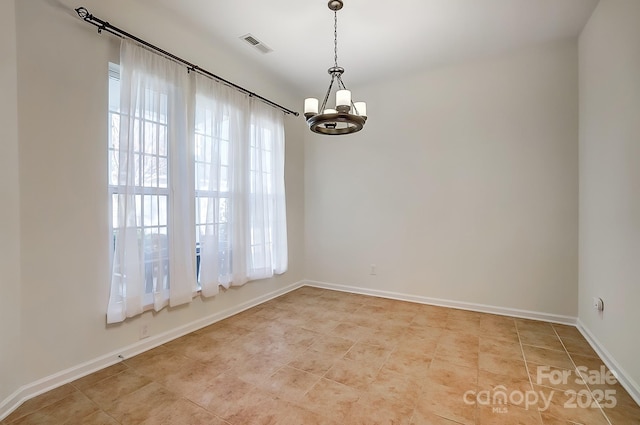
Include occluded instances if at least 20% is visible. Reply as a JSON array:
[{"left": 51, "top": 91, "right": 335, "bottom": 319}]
[{"left": 74, "top": 7, "right": 299, "bottom": 117}]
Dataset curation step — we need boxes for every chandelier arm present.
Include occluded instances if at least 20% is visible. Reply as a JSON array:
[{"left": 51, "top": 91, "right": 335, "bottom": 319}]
[
  {"left": 320, "top": 74, "right": 337, "bottom": 113},
  {"left": 336, "top": 75, "right": 348, "bottom": 91}
]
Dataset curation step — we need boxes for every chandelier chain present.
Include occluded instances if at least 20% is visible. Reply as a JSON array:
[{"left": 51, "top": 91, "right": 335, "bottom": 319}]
[{"left": 334, "top": 10, "right": 338, "bottom": 67}]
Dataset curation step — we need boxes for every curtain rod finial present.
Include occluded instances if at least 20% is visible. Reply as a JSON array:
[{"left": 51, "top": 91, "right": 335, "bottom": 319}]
[{"left": 75, "top": 7, "right": 90, "bottom": 19}]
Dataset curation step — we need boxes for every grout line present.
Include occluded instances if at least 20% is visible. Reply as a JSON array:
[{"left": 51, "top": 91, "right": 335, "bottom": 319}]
[
  {"left": 513, "top": 322, "right": 549, "bottom": 424},
  {"left": 552, "top": 326, "right": 614, "bottom": 425}
]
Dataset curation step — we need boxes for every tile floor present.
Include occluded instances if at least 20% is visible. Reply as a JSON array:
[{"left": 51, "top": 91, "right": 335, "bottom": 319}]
[{"left": 3, "top": 287, "right": 640, "bottom": 424}]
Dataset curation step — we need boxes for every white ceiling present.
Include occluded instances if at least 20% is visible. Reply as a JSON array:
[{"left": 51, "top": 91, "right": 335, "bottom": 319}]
[{"left": 129, "top": 0, "right": 598, "bottom": 94}]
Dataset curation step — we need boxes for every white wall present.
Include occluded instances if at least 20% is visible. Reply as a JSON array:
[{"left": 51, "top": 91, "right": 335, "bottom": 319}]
[
  {"left": 578, "top": 0, "right": 640, "bottom": 394},
  {"left": 0, "top": 0, "right": 22, "bottom": 404},
  {"left": 305, "top": 39, "right": 579, "bottom": 317},
  {"left": 11, "top": 0, "right": 304, "bottom": 393}
]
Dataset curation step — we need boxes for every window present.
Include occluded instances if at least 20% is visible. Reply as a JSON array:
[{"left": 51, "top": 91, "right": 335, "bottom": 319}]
[
  {"left": 194, "top": 100, "right": 232, "bottom": 281},
  {"left": 109, "top": 65, "right": 170, "bottom": 296},
  {"left": 107, "top": 47, "right": 287, "bottom": 324}
]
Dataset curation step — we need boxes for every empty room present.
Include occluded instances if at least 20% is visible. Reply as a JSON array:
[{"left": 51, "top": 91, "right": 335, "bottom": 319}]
[{"left": 1, "top": 0, "right": 639, "bottom": 424}]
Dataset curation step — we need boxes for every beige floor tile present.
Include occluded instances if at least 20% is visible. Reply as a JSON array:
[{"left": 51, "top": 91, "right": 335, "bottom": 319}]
[
  {"left": 519, "top": 329, "right": 565, "bottom": 351},
  {"left": 527, "top": 363, "right": 587, "bottom": 393},
  {"left": 416, "top": 382, "right": 477, "bottom": 425},
  {"left": 403, "top": 323, "right": 444, "bottom": 344},
  {"left": 349, "top": 311, "right": 385, "bottom": 329},
  {"left": 288, "top": 347, "right": 341, "bottom": 376},
  {"left": 6, "top": 411, "right": 54, "bottom": 425},
  {"left": 260, "top": 365, "right": 321, "bottom": 402},
  {"left": 433, "top": 342, "right": 479, "bottom": 369},
  {"left": 539, "top": 412, "right": 579, "bottom": 424},
  {"left": 533, "top": 384, "right": 610, "bottom": 425},
  {"left": 479, "top": 352, "right": 529, "bottom": 381},
  {"left": 124, "top": 347, "right": 192, "bottom": 378},
  {"left": 3, "top": 384, "right": 77, "bottom": 423},
  {"left": 479, "top": 314, "right": 517, "bottom": 329},
  {"left": 139, "top": 398, "right": 227, "bottom": 425},
  {"left": 13, "top": 391, "right": 98, "bottom": 425},
  {"left": 410, "top": 307, "right": 450, "bottom": 328},
  {"left": 438, "top": 331, "right": 480, "bottom": 350},
  {"left": 228, "top": 354, "right": 284, "bottom": 386},
  {"left": 477, "top": 369, "right": 533, "bottom": 408},
  {"left": 568, "top": 352, "right": 606, "bottom": 370},
  {"left": 522, "top": 345, "right": 574, "bottom": 370},
  {"left": 428, "top": 359, "right": 478, "bottom": 389},
  {"left": 330, "top": 321, "right": 374, "bottom": 341},
  {"left": 605, "top": 402, "right": 640, "bottom": 425},
  {"left": 344, "top": 341, "right": 392, "bottom": 369},
  {"left": 409, "top": 408, "right": 463, "bottom": 424},
  {"left": 447, "top": 309, "right": 483, "bottom": 321},
  {"left": 308, "top": 334, "right": 355, "bottom": 356},
  {"left": 478, "top": 321, "right": 520, "bottom": 343},
  {"left": 446, "top": 316, "right": 481, "bottom": 334},
  {"left": 278, "top": 401, "right": 336, "bottom": 425},
  {"left": 104, "top": 382, "right": 180, "bottom": 425},
  {"left": 604, "top": 383, "right": 640, "bottom": 410},
  {"left": 199, "top": 371, "right": 255, "bottom": 417},
  {"left": 324, "top": 357, "right": 380, "bottom": 389},
  {"left": 195, "top": 321, "right": 250, "bottom": 343},
  {"left": 347, "top": 393, "right": 414, "bottom": 425},
  {"left": 358, "top": 327, "right": 407, "bottom": 349},
  {"left": 516, "top": 319, "right": 556, "bottom": 335},
  {"left": 166, "top": 360, "right": 236, "bottom": 402},
  {"left": 71, "top": 363, "right": 130, "bottom": 391},
  {"left": 551, "top": 324, "right": 583, "bottom": 340},
  {"left": 280, "top": 326, "right": 320, "bottom": 347},
  {"left": 369, "top": 367, "right": 423, "bottom": 408},
  {"left": 479, "top": 336, "right": 524, "bottom": 360},
  {"left": 81, "top": 369, "right": 152, "bottom": 411},
  {"left": 68, "top": 410, "right": 120, "bottom": 425},
  {"left": 302, "top": 377, "right": 361, "bottom": 421},
  {"left": 560, "top": 335, "right": 599, "bottom": 358},
  {"left": 218, "top": 386, "right": 281, "bottom": 424},
  {"left": 382, "top": 345, "right": 433, "bottom": 378},
  {"left": 301, "top": 318, "right": 344, "bottom": 334}
]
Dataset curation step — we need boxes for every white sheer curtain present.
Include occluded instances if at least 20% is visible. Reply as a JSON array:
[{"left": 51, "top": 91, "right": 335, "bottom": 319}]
[
  {"left": 247, "top": 98, "right": 288, "bottom": 279},
  {"left": 107, "top": 40, "right": 287, "bottom": 323},
  {"left": 195, "top": 75, "right": 288, "bottom": 296},
  {"left": 194, "top": 74, "right": 248, "bottom": 296},
  {"left": 107, "top": 40, "right": 196, "bottom": 324}
]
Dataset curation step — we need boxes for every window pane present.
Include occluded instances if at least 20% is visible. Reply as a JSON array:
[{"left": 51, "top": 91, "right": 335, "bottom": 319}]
[
  {"left": 159, "top": 125, "right": 167, "bottom": 156},
  {"left": 112, "top": 194, "right": 119, "bottom": 229},
  {"left": 158, "top": 157, "right": 168, "bottom": 189}
]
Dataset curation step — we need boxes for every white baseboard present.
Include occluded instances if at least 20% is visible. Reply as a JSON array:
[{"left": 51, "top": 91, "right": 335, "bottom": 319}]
[
  {"left": 304, "top": 280, "right": 577, "bottom": 325},
  {"left": 577, "top": 319, "right": 640, "bottom": 406},
  {"left": 0, "top": 280, "right": 304, "bottom": 421}
]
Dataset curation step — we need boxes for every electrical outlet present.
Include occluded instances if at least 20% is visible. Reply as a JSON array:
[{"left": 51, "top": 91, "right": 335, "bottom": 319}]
[
  {"left": 370, "top": 264, "right": 377, "bottom": 275},
  {"left": 592, "top": 297, "right": 604, "bottom": 312},
  {"left": 139, "top": 324, "right": 150, "bottom": 339}
]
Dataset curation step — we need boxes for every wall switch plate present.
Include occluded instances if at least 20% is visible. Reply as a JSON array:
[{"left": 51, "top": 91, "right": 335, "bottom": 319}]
[{"left": 139, "top": 324, "right": 150, "bottom": 339}]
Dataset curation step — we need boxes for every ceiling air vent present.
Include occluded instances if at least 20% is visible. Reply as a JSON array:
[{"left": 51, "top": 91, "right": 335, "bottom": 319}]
[{"left": 240, "top": 33, "right": 273, "bottom": 54}]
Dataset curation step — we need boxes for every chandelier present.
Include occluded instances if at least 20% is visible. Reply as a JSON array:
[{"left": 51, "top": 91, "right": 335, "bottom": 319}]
[{"left": 304, "top": 0, "right": 367, "bottom": 135}]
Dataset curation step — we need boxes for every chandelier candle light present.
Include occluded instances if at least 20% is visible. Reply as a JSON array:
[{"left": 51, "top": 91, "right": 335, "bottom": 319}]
[{"left": 304, "top": 0, "right": 367, "bottom": 135}]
